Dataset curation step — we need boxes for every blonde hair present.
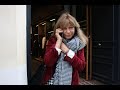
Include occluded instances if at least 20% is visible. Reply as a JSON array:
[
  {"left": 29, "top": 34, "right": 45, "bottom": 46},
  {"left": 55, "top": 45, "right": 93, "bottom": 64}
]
[{"left": 53, "top": 12, "right": 88, "bottom": 45}]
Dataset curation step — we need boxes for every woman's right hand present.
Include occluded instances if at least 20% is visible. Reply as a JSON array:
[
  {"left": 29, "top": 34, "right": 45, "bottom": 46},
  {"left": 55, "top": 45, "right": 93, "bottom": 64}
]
[
  {"left": 55, "top": 28, "right": 63, "bottom": 49},
  {"left": 55, "top": 28, "right": 63, "bottom": 41}
]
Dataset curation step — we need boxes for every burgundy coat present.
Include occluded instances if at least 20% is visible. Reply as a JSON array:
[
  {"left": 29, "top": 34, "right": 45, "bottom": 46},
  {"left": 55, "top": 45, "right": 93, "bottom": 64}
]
[{"left": 42, "top": 36, "right": 86, "bottom": 85}]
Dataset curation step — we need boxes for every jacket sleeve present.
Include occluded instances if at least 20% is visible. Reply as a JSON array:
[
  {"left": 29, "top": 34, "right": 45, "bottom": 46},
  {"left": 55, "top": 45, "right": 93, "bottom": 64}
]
[
  {"left": 44, "top": 37, "right": 60, "bottom": 67},
  {"left": 64, "top": 48, "right": 86, "bottom": 72}
]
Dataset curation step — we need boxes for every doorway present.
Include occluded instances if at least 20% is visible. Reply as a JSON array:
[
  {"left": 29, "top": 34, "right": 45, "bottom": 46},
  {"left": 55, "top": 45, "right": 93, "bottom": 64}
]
[{"left": 28, "top": 5, "right": 93, "bottom": 85}]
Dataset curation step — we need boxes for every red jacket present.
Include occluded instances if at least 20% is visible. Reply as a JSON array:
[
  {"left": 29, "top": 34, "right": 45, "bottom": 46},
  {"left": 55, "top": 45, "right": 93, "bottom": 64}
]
[{"left": 42, "top": 36, "right": 86, "bottom": 85}]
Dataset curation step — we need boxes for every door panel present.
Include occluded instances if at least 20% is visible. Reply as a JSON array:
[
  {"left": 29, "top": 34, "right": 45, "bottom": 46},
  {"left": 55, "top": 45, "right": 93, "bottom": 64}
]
[{"left": 91, "top": 5, "right": 114, "bottom": 84}]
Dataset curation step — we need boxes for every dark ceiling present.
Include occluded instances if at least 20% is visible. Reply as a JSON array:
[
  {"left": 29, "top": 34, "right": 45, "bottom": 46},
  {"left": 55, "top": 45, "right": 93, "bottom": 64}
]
[{"left": 31, "top": 5, "right": 64, "bottom": 25}]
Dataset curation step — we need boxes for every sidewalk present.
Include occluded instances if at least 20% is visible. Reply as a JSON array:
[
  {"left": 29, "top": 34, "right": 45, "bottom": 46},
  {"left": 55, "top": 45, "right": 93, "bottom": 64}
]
[{"left": 79, "top": 77, "right": 106, "bottom": 85}]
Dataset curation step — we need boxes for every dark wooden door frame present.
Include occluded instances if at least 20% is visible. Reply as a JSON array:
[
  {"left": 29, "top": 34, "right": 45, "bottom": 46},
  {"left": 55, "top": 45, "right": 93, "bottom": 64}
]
[{"left": 26, "top": 5, "right": 31, "bottom": 85}]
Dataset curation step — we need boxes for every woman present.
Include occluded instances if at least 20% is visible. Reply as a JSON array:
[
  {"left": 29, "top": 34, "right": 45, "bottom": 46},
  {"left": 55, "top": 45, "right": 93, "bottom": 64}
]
[{"left": 42, "top": 12, "right": 88, "bottom": 85}]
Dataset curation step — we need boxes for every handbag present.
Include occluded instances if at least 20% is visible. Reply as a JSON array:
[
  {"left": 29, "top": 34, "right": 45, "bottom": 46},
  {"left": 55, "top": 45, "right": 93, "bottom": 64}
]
[
  {"left": 30, "top": 61, "right": 46, "bottom": 85},
  {"left": 39, "top": 62, "right": 46, "bottom": 85}
]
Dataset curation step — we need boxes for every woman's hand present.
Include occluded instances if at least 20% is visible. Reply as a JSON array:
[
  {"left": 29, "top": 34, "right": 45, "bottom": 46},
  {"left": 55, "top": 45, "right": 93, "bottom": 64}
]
[
  {"left": 61, "top": 42, "right": 69, "bottom": 54},
  {"left": 55, "top": 28, "right": 63, "bottom": 41},
  {"left": 55, "top": 28, "right": 63, "bottom": 49}
]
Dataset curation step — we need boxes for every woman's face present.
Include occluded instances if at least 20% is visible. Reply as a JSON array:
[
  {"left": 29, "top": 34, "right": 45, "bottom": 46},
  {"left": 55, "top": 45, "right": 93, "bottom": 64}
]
[{"left": 62, "top": 24, "right": 75, "bottom": 39}]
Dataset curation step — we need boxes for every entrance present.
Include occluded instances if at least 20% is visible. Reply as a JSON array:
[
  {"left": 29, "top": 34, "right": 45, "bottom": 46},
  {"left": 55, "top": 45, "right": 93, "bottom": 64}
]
[{"left": 29, "top": 5, "right": 93, "bottom": 84}]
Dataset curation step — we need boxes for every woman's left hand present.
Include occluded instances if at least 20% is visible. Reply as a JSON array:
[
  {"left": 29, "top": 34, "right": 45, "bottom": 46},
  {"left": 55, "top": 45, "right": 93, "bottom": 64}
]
[{"left": 60, "top": 42, "right": 69, "bottom": 54}]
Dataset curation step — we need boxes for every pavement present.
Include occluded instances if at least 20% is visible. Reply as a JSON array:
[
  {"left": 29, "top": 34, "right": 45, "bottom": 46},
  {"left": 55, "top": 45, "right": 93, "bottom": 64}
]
[{"left": 79, "top": 77, "right": 105, "bottom": 85}]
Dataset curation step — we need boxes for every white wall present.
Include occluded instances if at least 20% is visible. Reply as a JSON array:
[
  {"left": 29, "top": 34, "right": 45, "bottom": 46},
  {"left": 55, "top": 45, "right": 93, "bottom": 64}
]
[{"left": 0, "top": 5, "right": 27, "bottom": 85}]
